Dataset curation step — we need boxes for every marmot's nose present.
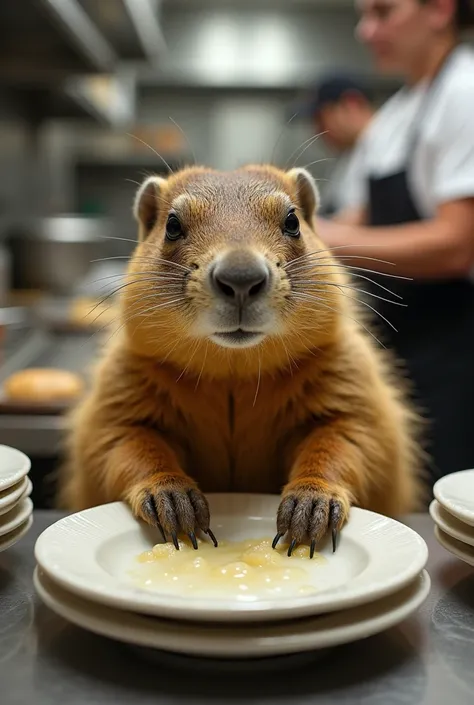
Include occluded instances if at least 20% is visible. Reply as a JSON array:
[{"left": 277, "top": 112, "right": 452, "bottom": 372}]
[{"left": 212, "top": 257, "right": 269, "bottom": 304}]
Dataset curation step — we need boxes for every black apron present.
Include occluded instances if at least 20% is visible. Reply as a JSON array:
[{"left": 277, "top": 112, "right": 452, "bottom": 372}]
[{"left": 366, "top": 52, "right": 474, "bottom": 484}]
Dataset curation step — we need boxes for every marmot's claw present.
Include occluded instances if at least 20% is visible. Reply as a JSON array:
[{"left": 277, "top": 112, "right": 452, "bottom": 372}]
[
  {"left": 272, "top": 533, "right": 283, "bottom": 550},
  {"left": 332, "top": 528, "right": 338, "bottom": 553},
  {"left": 170, "top": 530, "right": 180, "bottom": 551},
  {"left": 205, "top": 528, "right": 218, "bottom": 547},
  {"left": 274, "top": 485, "right": 348, "bottom": 558},
  {"left": 143, "top": 492, "right": 166, "bottom": 542},
  {"left": 137, "top": 483, "right": 216, "bottom": 549},
  {"left": 329, "top": 498, "right": 342, "bottom": 553},
  {"left": 188, "top": 531, "right": 198, "bottom": 550},
  {"left": 157, "top": 523, "right": 166, "bottom": 543}
]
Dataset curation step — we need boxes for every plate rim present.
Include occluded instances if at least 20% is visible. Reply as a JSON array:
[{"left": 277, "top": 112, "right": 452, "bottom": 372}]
[
  {"left": 0, "top": 445, "right": 31, "bottom": 492},
  {"left": 0, "top": 476, "right": 29, "bottom": 510},
  {"left": 434, "top": 525, "right": 474, "bottom": 567},
  {"left": 0, "top": 498, "right": 33, "bottom": 537},
  {"left": 0, "top": 477, "right": 33, "bottom": 517},
  {"left": 433, "top": 469, "right": 474, "bottom": 527},
  {"left": 429, "top": 499, "right": 474, "bottom": 548},
  {"left": 0, "top": 514, "right": 33, "bottom": 553},
  {"left": 34, "top": 495, "right": 429, "bottom": 623},
  {"left": 33, "top": 567, "right": 431, "bottom": 658},
  {"left": 0, "top": 475, "right": 33, "bottom": 522}
]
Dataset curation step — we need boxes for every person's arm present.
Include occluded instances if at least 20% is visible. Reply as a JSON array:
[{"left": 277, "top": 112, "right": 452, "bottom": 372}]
[
  {"left": 331, "top": 206, "right": 366, "bottom": 226},
  {"left": 317, "top": 198, "right": 474, "bottom": 278},
  {"left": 329, "top": 135, "right": 369, "bottom": 226},
  {"left": 318, "top": 81, "right": 474, "bottom": 278}
]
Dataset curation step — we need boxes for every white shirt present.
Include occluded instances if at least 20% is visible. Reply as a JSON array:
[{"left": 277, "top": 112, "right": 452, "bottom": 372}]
[
  {"left": 320, "top": 132, "right": 370, "bottom": 214},
  {"left": 350, "top": 44, "right": 474, "bottom": 218}
]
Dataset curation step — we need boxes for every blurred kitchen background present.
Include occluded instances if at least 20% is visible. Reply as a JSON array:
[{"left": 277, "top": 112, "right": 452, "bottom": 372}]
[{"left": 0, "top": 0, "right": 459, "bottom": 508}]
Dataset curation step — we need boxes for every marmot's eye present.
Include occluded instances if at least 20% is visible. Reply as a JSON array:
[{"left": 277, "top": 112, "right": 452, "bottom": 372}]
[
  {"left": 283, "top": 211, "right": 300, "bottom": 238},
  {"left": 165, "top": 214, "right": 183, "bottom": 241}
]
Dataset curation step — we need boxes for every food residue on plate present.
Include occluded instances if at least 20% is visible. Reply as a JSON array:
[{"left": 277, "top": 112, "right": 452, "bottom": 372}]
[{"left": 128, "top": 537, "right": 325, "bottom": 602}]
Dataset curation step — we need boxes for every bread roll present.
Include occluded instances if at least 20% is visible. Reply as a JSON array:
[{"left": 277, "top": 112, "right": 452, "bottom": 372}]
[{"left": 3, "top": 368, "right": 84, "bottom": 402}]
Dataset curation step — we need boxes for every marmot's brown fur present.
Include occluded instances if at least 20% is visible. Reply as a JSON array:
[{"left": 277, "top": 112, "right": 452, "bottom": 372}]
[{"left": 59, "top": 164, "right": 424, "bottom": 555}]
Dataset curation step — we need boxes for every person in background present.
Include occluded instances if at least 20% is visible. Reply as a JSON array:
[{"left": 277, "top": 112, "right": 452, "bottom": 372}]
[
  {"left": 298, "top": 74, "right": 376, "bottom": 219},
  {"left": 317, "top": 0, "right": 474, "bottom": 486}
]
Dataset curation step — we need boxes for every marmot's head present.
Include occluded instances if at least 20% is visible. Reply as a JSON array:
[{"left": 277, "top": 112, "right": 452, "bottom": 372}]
[{"left": 124, "top": 165, "right": 345, "bottom": 375}]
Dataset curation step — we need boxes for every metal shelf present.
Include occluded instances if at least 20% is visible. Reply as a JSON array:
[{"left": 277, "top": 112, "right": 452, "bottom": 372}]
[{"left": 0, "top": 0, "right": 117, "bottom": 83}]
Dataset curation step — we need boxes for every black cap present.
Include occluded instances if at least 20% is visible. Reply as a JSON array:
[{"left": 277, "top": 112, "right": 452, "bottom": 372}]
[{"left": 293, "top": 73, "right": 372, "bottom": 119}]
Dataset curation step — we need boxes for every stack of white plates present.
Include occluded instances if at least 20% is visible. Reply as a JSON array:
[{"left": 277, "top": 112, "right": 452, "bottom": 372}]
[
  {"left": 34, "top": 494, "right": 430, "bottom": 660},
  {"left": 0, "top": 445, "right": 33, "bottom": 553},
  {"left": 431, "top": 469, "right": 474, "bottom": 566}
]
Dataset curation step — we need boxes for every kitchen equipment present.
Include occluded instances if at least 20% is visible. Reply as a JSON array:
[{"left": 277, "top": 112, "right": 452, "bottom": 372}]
[
  {"left": 0, "top": 244, "right": 11, "bottom": 306},
  {"left": 7, "top": 215, "right": 113, "bottom": 295},
  {"left": 0, "top": 306, "right": 30, "bottom": 367}
]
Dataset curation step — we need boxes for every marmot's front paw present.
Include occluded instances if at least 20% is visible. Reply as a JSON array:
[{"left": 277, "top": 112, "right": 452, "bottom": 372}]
[
  {"left": 273, "top": 480, "right": 351, "bottom": 558},
  {"left": 126, "top": 475, "right": 217, "bottom": 550}
]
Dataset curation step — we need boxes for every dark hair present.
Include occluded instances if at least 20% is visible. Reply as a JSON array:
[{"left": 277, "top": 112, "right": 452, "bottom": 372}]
[
  {"left": 457, "top": 0, "right": 474, "bottom": 28},
  {"left": 293, "top": 74, "right": 373, "bottom": 120},
  {"left": 420, "top": 0, "right": 474, "bottom": 29}
]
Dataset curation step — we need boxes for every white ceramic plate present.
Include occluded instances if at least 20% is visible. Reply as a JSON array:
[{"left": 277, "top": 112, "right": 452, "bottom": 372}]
[
  {"left": 0, "top": 477, "right": 32, "bottom": 516},
  {"left": 0, "top": 476, "right": 27, "bottom": 510},
  {"left": 34, "top": 567, "right": 430, "bottom": 659},
  {"left": 0, "top": 445, "right": 30, "bottom": 492},
  {"left": 0, "top": 498, "right": 33, "bottom": 538},
  {"left": 35, "top": 495, "right": 428, "bottom": 623},
  {"left": 433, "top": 469, "right": 474, "bottom": 527},
  {"left": 429, "top": 499, "right": 474, "bottom": 548},
  {"left": 434, "top": 525, "right": 474, "bottom": 567},
  {"left": 0, "top": 515, "right": 33, "bottom": 553}
]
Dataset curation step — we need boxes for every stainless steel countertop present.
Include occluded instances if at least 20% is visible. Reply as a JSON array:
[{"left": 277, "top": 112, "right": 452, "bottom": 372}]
[{"left": 1, "top": 512, "right": 474, "bottom": 705}]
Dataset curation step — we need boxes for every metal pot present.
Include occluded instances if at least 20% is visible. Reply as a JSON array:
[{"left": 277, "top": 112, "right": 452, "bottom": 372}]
[{"left": 7, "top": 215, "right": 112, "bottom": 295}]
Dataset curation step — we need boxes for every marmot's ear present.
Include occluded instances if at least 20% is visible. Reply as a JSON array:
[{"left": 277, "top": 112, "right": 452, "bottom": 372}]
[
  {"left": 133, "top": 175, "right": 167, "bottom": 241},
  {"left": 287, "top": 167, "right": 320, "bottom": 224}
]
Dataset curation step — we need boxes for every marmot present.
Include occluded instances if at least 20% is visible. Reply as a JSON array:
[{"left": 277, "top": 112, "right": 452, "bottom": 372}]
[{"left": 59, "top": 165, "right": 424, "bottom": 557}]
